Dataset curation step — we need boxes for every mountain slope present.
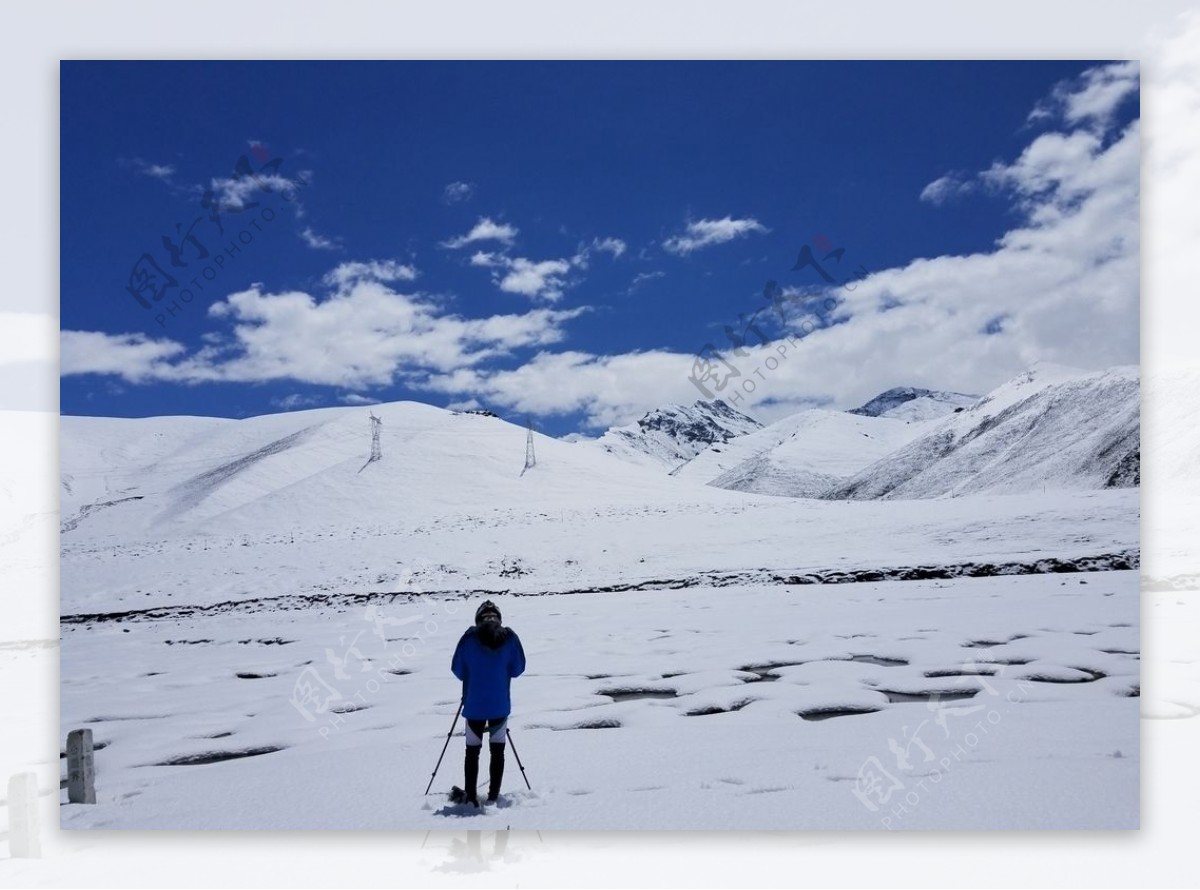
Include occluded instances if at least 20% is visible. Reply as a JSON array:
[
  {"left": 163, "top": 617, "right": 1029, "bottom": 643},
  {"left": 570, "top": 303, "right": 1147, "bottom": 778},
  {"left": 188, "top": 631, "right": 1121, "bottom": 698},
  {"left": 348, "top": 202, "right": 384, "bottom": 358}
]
[
  {"left": 673, "top": 409, "right": 924, "bottom": 497},
  {"left": 848, "top": 386, "right": 978, "bottom": 420},
  {"left": 57, "top": 389, "right": 1140, "bottom": 623},
  {"left": 826, "top": 365, "right": 1139, "bottom": 499},
  {"left": 878, "top": 392, "right": 979, "bottom": 423},
  {"left": 593, "top": 399, "right": 762, "bottom": 470},
  {"left": 60, "top": 401, "right": 744, "bottom": 542}
]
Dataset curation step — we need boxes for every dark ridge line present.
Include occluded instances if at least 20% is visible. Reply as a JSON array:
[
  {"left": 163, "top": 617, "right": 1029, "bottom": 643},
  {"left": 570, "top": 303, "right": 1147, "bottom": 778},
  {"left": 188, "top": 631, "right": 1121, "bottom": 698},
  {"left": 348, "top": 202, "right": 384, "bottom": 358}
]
[
  {"left": 60, "top": 495, "right": 146, "bottom": 534},
  {"left": 60, "top": 549, "right": 1139, "bottom": 626},
  {"left": 61, "top": 588, "right": 494, "bottom": 626}
]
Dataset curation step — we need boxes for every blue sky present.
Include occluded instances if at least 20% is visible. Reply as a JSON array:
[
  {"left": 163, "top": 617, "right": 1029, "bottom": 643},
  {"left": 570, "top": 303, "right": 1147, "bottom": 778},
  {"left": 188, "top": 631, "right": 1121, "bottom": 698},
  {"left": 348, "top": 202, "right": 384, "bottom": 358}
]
[{"left": 60, "top": 61, "right": 1139, "bottom": 434}]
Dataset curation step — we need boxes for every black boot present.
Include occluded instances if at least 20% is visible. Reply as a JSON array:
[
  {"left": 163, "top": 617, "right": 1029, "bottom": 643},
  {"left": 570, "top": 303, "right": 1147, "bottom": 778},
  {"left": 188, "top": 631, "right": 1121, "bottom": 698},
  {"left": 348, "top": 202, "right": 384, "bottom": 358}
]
[
  {"left": 487, "top": 741, "right": 505, "bottom": 802},
  {"left": 463, "top": 744, "right": 481, "bottom": 805}
]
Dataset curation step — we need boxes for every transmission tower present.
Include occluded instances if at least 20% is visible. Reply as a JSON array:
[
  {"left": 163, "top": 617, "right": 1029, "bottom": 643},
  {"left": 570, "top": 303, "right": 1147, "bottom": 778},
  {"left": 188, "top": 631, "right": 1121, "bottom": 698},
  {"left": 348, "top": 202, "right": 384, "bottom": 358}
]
[
  {"left": 359, "top": 412, "right": 382, "bottom": 472},
  {"left": 521, "top": 416, "right": 536, "bottom": 476}
]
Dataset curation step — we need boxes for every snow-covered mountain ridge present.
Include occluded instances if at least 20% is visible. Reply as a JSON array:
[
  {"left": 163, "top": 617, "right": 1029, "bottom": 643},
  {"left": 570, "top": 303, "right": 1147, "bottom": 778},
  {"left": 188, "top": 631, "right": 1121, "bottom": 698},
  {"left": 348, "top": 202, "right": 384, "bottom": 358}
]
[
  {"left": 827, "top": 364, "right": 1139, "bottom": 499},
  {"left": 592, "top": 399, "right": 762, "bottom": 470},
  {"left": 591, "top": 364, "right": 1138, "bottom": 501},
  {"left": 848, "top": 386, "right": 978, "bottom": 420}
]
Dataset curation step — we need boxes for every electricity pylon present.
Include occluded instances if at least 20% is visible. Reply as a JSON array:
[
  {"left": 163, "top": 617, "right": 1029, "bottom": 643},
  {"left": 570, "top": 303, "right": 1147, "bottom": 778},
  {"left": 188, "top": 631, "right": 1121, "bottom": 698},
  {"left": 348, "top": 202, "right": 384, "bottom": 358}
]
[
  {"left": 521, "top": 417, "right": 536, "bottom": 476},
  {"left": 359, "top": 412, "right": 382, "bottom": 473}
]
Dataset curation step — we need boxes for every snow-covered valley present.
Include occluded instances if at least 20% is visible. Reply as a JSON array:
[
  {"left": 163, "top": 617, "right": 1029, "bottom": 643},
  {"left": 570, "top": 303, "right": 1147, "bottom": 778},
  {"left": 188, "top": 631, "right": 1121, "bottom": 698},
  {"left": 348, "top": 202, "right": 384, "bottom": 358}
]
[{"left": 56, "top": 365, "right": 1141, "bottom": 829}]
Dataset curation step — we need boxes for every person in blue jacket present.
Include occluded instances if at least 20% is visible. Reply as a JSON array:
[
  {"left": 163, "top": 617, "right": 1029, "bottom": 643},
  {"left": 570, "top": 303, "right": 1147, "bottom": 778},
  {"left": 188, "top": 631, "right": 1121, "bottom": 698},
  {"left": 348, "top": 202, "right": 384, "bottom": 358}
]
[{"left": 450, "top": 600, "right": 526, "bottom": 805}]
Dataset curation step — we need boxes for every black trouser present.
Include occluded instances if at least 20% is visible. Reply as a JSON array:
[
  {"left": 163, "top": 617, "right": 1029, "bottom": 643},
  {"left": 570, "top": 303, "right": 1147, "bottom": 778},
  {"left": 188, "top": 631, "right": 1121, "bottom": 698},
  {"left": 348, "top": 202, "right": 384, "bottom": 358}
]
[{"left": 464, "top": 717, "right": 507, "bottom": 801}]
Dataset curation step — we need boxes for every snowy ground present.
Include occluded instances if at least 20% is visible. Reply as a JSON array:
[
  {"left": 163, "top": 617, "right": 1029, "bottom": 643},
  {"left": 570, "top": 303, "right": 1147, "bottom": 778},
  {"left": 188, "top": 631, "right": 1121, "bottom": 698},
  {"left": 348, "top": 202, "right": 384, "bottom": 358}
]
[
  {"left": 60, "top": 487, "right": 1138, "bottom": 618},
  {"left": 50, "top": 403, "right": 1143, "bottom": 830},
  {"left": 59, "top": 569, "right": 1138, "bottom": 830}
]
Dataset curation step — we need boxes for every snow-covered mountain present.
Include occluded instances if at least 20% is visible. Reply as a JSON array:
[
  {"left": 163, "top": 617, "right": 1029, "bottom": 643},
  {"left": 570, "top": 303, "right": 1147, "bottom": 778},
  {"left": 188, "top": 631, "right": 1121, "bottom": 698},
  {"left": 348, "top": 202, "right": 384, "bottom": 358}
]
[
  {"left": 827, "top": 364, "right": 1140, "bottom": 500},
  {"left": 848, "top": 386, "right": 979, "bottom": 421},
  {"left": 673, "top": 409, "right": 923, "bottom": 497},
  {"left": 591, "top": 369, "right": 1134, "bottom": 501},
  {"left": 56, "top": 380, "right": 1141, "bottom": 831},
  {"left": 59, "top": 401, "right": 740, "bottom": 544},
  {"left": 592, "top": 399, "right": 761, "bottom": 470},
  {"left": 660, "top": 385, "right": 974, "bottom": 497},
  {"left": 876, "top": 392, "right": 978, "bottom": 423},
  {"left": 58, "top": 361, "right": 1140, "bottom": 559}
]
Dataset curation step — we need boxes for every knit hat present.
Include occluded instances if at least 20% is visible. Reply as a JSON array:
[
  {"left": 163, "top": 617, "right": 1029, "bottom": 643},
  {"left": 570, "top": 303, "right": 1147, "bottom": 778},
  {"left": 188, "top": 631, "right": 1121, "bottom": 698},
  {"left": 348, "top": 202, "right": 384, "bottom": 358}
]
[{"left": 475, "top": 600, "right": 501, "bottom": 624}]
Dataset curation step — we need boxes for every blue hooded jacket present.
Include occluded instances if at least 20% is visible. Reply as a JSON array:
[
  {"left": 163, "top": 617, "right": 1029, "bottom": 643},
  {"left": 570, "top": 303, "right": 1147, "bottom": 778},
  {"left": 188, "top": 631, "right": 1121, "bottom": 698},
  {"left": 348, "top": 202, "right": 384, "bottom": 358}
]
[{"left": 451, "top": 626, "right": 526, "bottom": 719}]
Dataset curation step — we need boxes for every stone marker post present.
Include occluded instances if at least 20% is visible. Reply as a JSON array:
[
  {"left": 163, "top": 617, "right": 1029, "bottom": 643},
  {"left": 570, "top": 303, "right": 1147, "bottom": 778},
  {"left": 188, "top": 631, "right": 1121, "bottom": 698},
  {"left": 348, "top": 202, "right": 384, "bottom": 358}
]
[{"left": 66, "top": 728, "right": 96, "bottom": 804}]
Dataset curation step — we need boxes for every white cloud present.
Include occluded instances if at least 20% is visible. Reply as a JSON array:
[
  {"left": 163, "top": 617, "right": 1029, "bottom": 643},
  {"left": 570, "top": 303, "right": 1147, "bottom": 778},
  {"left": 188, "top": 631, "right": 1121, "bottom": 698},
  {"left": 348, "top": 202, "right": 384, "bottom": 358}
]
[
  {"left": 300, "top": 227, "right": 340, "bottom": 250},
  {"left": 1030, "top": 61, "right": 1140, "bottom": 129},
  {"left": 208, "top": 170, "right": 305, "bottom": 212},
  {"left": 420, "top": 349, "right": 699, "bottom": 429},
  {"left": 919, "top": 172, "right": 976, "bottom": 205},
  {"left": 591, "top": 236, "right": 626, "bottom": 258},
  {"left": 340, "top": 393, "right": 380, "bottom": 406},
  {"left": 924, "top": 62, "right": 1140, "bottom": 214},
  {"left": 466, "top": 305, "right": 588, "bottom": 344},
  {"left": 442, "top": 181, "right": 474, "bottom": 204},
  {"left": 122, "top": 158, "right": 177, "bottom": 182},
  {"left": 123, "top": 153, "right": 314, "bottom": 222},
  {"left": 61, "top": 270, "right": 585, "bottom": 390},
  {"left": 628, "top": 270, "right": 665, "bottom": 293},
  {"left": 66, "top": 61, "right": 1142, "bottom": 435},
  {"left": 59, "top": 331, "right": 187, "bottom": 381},
  {"left": 469, "top": 249, "right": 587, "bottom": 302},
  {"left": 143, "top": 163, "right": 175, "bottom": 180},
  {"left": 469, "top": 251, "right": 504, "bottom": 268},
  {"left": 416, "top": 344, "right": 848, "bottom": 429},
  {"left": 272, "top": 393, "right": 322, "bottom": 411},
  {"left": 418, "top": 68, "right": 1140, "bottom": 430},
  {"left": 662, "top": 216, "right": 769, "bottom": 255},
  {"left": 208, "top": 173, "right": 297, "bottom": 212},
  {"left": 497, "top": 258, "right": 573, "bottom": 302},
  {"left": 323, "top": 260, "right": 418, "bottom": 291},
  {"left": 567, "top": 237, "right": 626, "bottom": 271},
  {"left": 981, "top": 130, "right": 1105, "bottom": 204},
  {"left": 442, "top": 217, "right": 518, "bottom": 249}
]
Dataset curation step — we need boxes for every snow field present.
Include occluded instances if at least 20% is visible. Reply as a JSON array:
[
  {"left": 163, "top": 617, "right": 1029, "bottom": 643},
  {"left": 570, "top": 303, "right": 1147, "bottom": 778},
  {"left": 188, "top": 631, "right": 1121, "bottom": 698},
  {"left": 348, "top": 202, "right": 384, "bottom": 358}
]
[{"left": 60, "top": 571, "right": 1138, "bottom": 829}]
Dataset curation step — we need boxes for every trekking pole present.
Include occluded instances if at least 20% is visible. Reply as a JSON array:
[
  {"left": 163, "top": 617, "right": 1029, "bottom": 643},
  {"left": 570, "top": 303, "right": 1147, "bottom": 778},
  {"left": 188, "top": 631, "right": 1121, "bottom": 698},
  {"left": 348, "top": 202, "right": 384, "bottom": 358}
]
[
  {"left": 424, "top": 699, "right": 463, "bottom": 795},
  {"left": 506, "top": 729, "right": 533, "bottom": 790}
]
